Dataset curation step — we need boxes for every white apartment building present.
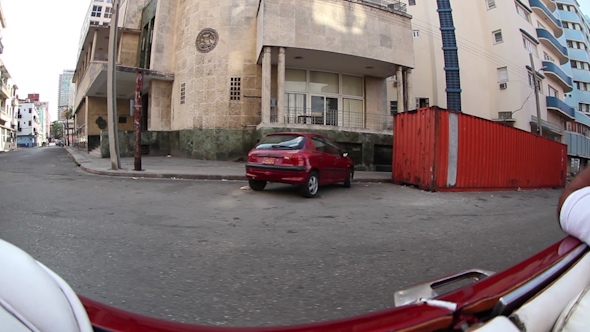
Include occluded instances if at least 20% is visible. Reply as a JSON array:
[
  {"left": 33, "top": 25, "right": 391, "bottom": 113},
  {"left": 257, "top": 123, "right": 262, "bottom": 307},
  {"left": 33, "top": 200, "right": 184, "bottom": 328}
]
[
  {"left": 17, "top": 102, "right": 41, "bottom": 147},
  {"left": 390, "top": 0, "right": 574, "bottom": 143}
]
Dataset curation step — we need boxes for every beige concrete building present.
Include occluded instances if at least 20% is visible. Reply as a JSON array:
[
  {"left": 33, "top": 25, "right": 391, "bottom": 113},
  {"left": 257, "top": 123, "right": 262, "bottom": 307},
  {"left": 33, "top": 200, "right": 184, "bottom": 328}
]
[
  {"left": 72, "top": 0, "right": 415, "bottom": 170},
  {"left": 390, "top": 0, "right": 575, "bottom": 143}
]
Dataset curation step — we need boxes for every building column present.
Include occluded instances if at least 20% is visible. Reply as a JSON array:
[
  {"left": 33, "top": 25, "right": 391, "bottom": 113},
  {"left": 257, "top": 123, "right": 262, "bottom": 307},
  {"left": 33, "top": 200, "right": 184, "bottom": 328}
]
[
  {"left": 406, "top": 69, "right": 413, "bottom": 111},
  {"left": 91, "top": 29, "right": 98, "bottom": 61},
  {"left": 261, "top": 46, "right": 272, "bottom": 123},
  {"left": 277, "top": 47, "right": 286, "bottom": 124},
  {"left": 397, "top": 66, "right": 404, "bottom": 113}
]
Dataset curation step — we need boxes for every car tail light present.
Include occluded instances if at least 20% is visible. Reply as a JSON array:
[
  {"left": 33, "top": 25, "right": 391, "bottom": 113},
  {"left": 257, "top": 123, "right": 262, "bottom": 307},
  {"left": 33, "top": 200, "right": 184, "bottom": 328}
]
[
  {"left": 290, "top": 153, "right": 307, "bottom": 167},
  {"left": 248, "top": 153, "right": 256, "bottom": 162}
]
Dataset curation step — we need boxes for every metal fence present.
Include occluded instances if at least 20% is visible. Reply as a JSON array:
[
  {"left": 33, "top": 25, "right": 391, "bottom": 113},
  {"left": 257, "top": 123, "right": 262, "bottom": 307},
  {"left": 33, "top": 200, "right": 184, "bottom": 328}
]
[
  {"left": 344, "top": 0, "right": 408, "bottom": 14},
  {"left": 271, "top": 107, "right": 393, "bottom": 131}
]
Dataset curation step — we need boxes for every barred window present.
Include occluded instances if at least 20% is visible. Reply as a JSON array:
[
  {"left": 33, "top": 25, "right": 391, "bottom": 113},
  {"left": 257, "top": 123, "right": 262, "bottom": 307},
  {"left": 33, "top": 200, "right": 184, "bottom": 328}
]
[
  {"left": 230, "top": 77, "right": 241, "bottom": 101},
  {"left": 180, "top": 83, "right": 186, "bottom": 105}
]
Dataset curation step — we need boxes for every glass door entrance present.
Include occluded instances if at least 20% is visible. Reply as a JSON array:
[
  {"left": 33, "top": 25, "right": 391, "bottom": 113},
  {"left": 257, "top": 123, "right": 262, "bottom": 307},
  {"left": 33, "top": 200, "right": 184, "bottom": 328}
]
[{"left": 310, "top": 95, "right": 338, "bottom": 125}]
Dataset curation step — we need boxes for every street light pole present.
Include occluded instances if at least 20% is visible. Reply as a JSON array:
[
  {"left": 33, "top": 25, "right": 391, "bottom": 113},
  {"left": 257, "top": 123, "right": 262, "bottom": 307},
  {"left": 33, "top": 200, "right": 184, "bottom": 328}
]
[
  {"left": 107, "top": 0, "right": 121, "bottom": 169},
  {"left": 530, "top": 53, "right": 543, "bottom": 136}
]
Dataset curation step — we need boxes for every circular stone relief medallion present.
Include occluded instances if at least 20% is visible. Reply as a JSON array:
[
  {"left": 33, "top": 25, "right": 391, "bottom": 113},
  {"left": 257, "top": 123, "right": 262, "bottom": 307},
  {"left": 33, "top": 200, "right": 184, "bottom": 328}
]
[{"left": 196, "top": 28, "right": 219, "bottom": 53}]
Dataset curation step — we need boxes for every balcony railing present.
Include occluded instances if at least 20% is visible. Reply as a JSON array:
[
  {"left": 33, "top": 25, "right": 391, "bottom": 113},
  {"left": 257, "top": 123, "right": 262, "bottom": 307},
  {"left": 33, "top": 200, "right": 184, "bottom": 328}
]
[
  {"left": 547, "top": 96, "right": 576, "bottom": 120},
  {"left": 529, "top": 0, "right": 563, "bottom": 37},
  {"left": 271, "top": 107, "right": 393, "bottom": 131},
  {"left": 344, "top": 0, "right": 407, "bottom": 14},
  {"left": 542, "top": 61, "right": 574, "bottom": 92},
  {"left": 531, "top": 116, "right": 564, "bottom": 134},
  {"left": 536, "top": 28, "right": 568, "bottom": 64}
]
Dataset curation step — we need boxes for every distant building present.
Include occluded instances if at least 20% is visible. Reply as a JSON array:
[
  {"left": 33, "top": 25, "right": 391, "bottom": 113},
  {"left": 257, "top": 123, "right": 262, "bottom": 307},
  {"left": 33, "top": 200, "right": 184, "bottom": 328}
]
[
  {"left": 0, "top": 2, "right": 18, "bottom": 152},
  {"left": 57, "top": 70, "right": 74, "bottom": 121},
  {"left": 17, "top": 102, "right": 41, "bottom": 147}
]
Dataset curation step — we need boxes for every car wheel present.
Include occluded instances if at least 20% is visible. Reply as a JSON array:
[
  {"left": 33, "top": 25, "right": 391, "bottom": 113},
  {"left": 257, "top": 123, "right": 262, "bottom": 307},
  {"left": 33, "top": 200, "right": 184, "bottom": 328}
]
[
  {"left": 249, "top": 179, "right": 267, "bottom": 191},
  {"left": 301, "top": 171, "right": 319, "bottom": 198},
  {"left": 343, "top": 168, "right": 353, "bottom": 188}
]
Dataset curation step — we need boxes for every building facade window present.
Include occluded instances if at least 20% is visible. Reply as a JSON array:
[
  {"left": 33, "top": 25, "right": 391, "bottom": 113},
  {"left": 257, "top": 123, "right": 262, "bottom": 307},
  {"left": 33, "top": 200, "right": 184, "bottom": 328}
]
[
  {"left": 230, "top": 77, "right": 241, "bottom": 101},
  {"left": 412, "top": 30, "right": 420, "bottom": 38},
  {"left": 576, "top": 81, "right": 589, "bottom": 91},
  {"left": 572, "top": 60, "right": 590, "bottom": 70},
  {"left": 497, "top": 67, "right": 508, "bottom": 82},
  {"left": 543, "top": 51, "right": 555, "bottom": 62},
  {"left": 580, "top": 103, "right": 590, "bottom": 113},
  {"left": 409, "top": 0, "right": 416, "bottom": 5},
  {"left": 180, "top": 83, "right": 186, "bottom": 104},
  {"left": 528, "top": 72, "right": 542, "bottom": 92},
  {"left": 493, "top": 30, "right": 503, "bottom": 44},
  {"left": 515, "top": 2, "right": 530, "bottom": 22},
  {"left": 91, "top": 5, "right": 102, "bottom": 17},
  {"left": 548, "top": 85, "right": 558, "bottom": 97},
  {"left": 104, "top": 7, "right": 113, "bottom": 19},
  {"left": 486, "top": 0, "right": 496, "bottom": 10},
  {"left": 522, "top": 35, "right": 537, "bottom": 56},
  {"left": 284, "top": 69, "right": 364, "bottom": 127}
]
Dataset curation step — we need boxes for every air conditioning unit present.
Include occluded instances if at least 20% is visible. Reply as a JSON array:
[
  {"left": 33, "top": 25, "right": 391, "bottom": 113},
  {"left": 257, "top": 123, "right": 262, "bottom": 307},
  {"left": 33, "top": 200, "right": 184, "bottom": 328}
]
[{"left": 499, "top": 83, "right": 508, "bottom": 90}]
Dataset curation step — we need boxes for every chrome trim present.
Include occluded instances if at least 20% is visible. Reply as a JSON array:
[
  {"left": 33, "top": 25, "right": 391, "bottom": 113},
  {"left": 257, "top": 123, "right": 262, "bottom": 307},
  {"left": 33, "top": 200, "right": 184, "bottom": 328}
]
[{"left": 490, "top": 243, "right": 588, "bottom": 317}]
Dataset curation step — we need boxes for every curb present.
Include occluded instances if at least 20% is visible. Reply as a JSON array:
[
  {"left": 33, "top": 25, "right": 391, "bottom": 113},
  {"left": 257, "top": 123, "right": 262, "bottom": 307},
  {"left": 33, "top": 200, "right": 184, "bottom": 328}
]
[{"left": 66, "top": 148, "right": 392, "bottom": 183}]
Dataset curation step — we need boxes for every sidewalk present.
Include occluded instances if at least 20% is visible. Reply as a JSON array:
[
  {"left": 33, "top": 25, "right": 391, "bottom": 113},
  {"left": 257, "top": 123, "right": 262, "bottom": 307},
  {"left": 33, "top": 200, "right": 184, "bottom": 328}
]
[{"left": 64, "top": 147, "right": 392, "bottom": 183}]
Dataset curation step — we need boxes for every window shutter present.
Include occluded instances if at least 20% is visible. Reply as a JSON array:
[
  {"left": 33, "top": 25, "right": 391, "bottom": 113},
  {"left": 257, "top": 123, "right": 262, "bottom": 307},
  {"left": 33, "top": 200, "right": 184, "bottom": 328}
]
[{"left": 487, "top": 0, "right": 496, "bottom": 9}]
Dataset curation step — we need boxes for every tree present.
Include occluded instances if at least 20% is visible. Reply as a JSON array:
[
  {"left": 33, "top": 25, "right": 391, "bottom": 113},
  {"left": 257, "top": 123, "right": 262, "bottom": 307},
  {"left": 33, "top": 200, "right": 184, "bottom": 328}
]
[
  {"left": 51, "top": 121, "right": 63, "bottom": 139},
  {"left": 61, "top": 108, "right": 73, "bottom": 146}
]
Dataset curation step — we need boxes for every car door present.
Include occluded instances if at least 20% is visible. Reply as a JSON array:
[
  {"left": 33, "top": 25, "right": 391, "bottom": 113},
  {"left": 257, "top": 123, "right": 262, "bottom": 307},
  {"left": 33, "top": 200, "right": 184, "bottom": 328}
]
[
  {"left": 311, "top": 136, "right": 335, "bottom": 183},
  {"left": 322, "top": 137, "right": 348, "bottom": 182}
]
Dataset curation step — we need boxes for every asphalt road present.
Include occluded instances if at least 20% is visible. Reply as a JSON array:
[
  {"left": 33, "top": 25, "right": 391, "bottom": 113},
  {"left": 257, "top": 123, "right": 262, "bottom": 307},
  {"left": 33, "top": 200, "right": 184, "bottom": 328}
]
[{"left": 0, "top": 147, "right": 567, "bottom": 327}]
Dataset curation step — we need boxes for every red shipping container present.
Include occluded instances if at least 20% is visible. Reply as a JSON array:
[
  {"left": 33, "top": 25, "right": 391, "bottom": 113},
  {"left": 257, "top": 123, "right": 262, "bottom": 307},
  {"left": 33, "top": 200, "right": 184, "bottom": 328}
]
[{"left": 393, "top": 107, "right": 567, "bottom": 191}]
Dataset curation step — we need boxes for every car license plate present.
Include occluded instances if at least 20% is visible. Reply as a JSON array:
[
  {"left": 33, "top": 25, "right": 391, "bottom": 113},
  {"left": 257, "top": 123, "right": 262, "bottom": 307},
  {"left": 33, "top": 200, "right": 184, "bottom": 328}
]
[{"left": 262, "top": 157, "right": 275, "bottom": 165}]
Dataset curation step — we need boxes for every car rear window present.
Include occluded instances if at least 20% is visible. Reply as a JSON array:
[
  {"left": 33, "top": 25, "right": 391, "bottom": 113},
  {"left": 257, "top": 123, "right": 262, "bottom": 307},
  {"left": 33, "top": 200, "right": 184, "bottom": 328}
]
[{"left": 256, "top": 135, "right": 306, "bottom": 150}]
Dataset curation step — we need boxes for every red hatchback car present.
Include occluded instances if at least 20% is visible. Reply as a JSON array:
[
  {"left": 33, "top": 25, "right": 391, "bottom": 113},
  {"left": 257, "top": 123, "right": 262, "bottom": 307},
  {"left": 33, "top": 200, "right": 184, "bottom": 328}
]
[{"left": 245, "top": 132, "right": 354, "bottom": 197}]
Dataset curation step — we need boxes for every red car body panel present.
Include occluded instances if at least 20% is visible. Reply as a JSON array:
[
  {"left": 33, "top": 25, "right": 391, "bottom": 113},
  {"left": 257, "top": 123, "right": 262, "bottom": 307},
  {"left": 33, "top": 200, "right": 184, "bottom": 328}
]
[
  {"left": 80, "top": 296, "right": 452, "bottom": 332},
  {"left": 437, "top": 236, "right": 585, "bottom": 314},
  {"left": 246, "top": 132, "right": 353, "bottom": 186}
]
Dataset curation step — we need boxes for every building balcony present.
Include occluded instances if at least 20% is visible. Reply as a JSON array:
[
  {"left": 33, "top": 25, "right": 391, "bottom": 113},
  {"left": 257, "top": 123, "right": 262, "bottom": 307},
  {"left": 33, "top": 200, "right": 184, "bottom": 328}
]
[
  {"left": 271, "top": 107, "right": 393, "bottom": 131},
  {"left": 344, "top": 0, "right": 407, "bottom": 14},
  {"left": 256, "top": 0, "right": 413, "bottom": 78},
  {"left": 566, "top": 132, "right": 590, "bottom": 159},
  {"left": 536, "top": 28, "right": 568, "bottom": 64},
  {"left": 547, "top": 96, "right": 576, "bottom": 120},
  {"left": 572, "top": 68, "right": 590, "bottom": 82},
  {"left": 542, "top": 61, "right": 574, "bottom": 92},
  {"left": 531, "top": 115, "right": 564, "bottom": 135},
  {"left": 559, "top": 10, "right": 581, "bottom": 23},
  {"left": 539, "top": 0, "right": 557, "bottom": 12},
  {"left": 0, "top": 110, "right": 10, "bottom": 124},
  {"left": 0, "top": 80, "right": 10, "bottom": 99},
  {"left": 529, "top": 0, "right": 563, "bottom": 37},
  {"left": 568, "top": 48, "right": 590, "bottom": 62},
  {"left": 564, "top": 29, "right": 586, "bottom": 43}
]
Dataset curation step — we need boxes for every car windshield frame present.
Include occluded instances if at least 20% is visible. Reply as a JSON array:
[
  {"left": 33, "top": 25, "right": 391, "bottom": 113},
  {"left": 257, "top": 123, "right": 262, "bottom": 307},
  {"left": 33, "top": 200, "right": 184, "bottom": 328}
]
[{"left": 255, "top": 135, "right": 306, "bottom": 150}]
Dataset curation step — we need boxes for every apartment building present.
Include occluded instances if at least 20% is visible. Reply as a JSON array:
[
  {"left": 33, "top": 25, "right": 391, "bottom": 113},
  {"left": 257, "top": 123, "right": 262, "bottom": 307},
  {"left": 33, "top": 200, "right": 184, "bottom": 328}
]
[
  {"left": 0, "top": 1, "right": 19, "bottom": 151},
  {"left": 17, "top": 102, "right": 41, "bottom": 147},
  {"left": 57, "top": 70, "right": 75, "bottom": 121},
  {"left": 556, "top": 0, "right": 590, "bottom": 170},
  {"left": 71, "top": 0, "right": 415, "bottom": 170},
  {"left": 391, "top": 0, "right": 574, "bottom": 143}
]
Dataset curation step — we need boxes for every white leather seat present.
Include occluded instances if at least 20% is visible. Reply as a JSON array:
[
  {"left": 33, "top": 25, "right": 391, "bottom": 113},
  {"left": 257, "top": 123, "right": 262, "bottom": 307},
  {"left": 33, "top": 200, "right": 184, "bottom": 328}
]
[
  {"left": 0, "top": 239, "right": 92, "bottom": 332},
  {"left": 510, "top": 252, "right": 590, "bottom": 332},
  {"left": 552, "top": 285, "right": 590, "bottom": 332}
]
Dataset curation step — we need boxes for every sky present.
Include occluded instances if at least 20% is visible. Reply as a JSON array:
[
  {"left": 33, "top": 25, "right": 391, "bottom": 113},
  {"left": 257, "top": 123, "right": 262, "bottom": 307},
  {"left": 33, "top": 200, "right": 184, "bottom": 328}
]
[
  {"left": 2, "top": 0, "right": 89, "bottom": 121},
  {"left": 0, "top": 0, "right": 589, "bottom": 122}
]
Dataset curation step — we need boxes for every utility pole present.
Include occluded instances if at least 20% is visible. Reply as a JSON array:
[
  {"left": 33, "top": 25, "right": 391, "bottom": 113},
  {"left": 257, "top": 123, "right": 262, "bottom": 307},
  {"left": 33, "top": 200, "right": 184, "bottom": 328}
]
[
  {"left": 134, "top": 70, "right": 143, "bottom": 171},
  {"left": 107, "top": 0, "right": 121, "bottom": 169},
  {"left": 530, "top": 53, "right": 543, "bottom": 136}
]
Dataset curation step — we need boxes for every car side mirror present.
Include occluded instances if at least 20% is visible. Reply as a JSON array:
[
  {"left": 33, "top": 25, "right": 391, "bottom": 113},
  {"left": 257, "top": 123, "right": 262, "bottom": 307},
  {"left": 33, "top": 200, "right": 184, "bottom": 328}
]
[{"left": 342, "top": 152, "right": 348, "bottom": 158}]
